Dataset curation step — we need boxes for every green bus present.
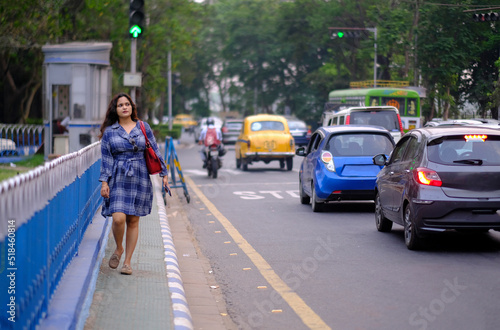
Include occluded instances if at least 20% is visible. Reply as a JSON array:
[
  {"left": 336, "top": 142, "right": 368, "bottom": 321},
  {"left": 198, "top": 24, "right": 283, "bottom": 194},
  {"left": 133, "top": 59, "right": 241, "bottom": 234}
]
[{"left": 327, "top": 88, "right": 422, "bottom": 130}]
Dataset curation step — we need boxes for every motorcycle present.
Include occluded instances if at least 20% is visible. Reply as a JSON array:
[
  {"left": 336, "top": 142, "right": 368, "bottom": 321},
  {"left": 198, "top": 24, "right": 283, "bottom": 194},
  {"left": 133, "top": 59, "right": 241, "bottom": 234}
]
[{"left": 205, "top": 144, "right": 223, "bottom": 179}]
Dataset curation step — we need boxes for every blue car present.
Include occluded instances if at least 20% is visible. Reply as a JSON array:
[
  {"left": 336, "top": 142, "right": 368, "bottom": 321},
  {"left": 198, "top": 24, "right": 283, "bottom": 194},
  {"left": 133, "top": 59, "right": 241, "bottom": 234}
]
[{"left": 296, "top": 125, "right": 395, "bottom": 212}]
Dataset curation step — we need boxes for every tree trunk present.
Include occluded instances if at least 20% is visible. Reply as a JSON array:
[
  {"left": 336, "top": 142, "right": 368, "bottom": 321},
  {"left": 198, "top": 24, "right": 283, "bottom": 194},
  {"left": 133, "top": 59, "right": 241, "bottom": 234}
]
[
  {"left": 20, "top": 82, "right": 41, "bottom": 124},
  {"left": 442, "top": 87, "right": 450, "bottom": 120}
]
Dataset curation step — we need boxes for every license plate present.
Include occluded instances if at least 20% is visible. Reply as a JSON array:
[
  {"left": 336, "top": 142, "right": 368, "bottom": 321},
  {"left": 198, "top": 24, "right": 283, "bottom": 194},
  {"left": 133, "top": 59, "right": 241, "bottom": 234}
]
[{"left": 209, "top": 150, "right": 218, "bottom": 156}]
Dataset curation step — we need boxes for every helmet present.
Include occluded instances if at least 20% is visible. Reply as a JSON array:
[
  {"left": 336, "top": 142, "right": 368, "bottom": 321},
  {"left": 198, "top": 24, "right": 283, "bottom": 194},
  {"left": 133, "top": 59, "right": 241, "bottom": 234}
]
[{"left": 206, "top": 118, "right": 215, "bottom": 126}]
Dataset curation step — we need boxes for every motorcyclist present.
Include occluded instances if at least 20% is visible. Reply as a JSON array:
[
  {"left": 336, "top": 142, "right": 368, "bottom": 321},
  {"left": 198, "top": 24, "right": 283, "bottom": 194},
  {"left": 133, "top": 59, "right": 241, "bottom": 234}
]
[{"left": 198, "top": 117, "right": 225, "bottom": 168}]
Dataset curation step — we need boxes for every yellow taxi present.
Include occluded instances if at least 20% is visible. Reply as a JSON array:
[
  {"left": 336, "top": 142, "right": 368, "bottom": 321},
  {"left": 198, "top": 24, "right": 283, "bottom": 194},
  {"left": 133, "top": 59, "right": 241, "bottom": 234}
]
[
  {"left": 173, "top": 114, "right": 197, "bottom": 131},
  {"left": 235, "top": 114, "right": 295, "bottom": 171}
]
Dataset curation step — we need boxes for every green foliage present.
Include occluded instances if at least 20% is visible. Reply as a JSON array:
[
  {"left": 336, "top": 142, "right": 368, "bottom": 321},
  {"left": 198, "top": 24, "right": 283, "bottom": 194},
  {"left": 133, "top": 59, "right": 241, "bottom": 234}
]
[
  {"left": 150, "top": 123, "right": 183, "bottom": 141},
  {"left": 4, "top": 0, "right": 500, "bottom": 126},
  {"left": 26, "top": 118, "right": 43, "bottom": 125}
]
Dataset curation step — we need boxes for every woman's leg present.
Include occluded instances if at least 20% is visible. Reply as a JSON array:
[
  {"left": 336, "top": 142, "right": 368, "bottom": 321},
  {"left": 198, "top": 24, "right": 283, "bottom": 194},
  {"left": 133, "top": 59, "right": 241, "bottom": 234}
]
[
  {"left": 111, "top": 212, "right": 126, "bottom": 256},
  {"left": 123, "top": 215, "right": 140, "bottom": 266}
]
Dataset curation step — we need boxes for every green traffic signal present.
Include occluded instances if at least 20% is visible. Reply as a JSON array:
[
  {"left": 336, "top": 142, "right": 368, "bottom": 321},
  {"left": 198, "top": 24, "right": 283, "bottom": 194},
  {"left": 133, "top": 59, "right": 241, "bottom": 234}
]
[
  {"left": 129, "top": 25, "right": 142, "bottom": 38},
  {"left": 337, "top": 32, "right": 344, "bottom": 38}
]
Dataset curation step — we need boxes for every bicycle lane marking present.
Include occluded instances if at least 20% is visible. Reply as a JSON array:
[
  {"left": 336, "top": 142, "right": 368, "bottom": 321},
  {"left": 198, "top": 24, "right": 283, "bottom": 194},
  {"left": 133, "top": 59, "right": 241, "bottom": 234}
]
[{"left": 185, "top": 176, "right": 331, "bottom": 329}]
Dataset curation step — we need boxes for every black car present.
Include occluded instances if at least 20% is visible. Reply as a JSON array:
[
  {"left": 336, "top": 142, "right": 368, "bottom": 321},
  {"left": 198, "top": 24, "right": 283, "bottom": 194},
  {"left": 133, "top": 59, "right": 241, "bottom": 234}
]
[{"left": 373, "top": 126, "right": 500, "bottom": 250}]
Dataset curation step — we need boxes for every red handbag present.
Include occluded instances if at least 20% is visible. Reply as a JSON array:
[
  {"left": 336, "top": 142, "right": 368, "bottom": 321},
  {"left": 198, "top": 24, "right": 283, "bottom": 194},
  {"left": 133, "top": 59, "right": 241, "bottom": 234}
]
[{"left": 139, "top": 121, "right": 162, "bottom": 175}]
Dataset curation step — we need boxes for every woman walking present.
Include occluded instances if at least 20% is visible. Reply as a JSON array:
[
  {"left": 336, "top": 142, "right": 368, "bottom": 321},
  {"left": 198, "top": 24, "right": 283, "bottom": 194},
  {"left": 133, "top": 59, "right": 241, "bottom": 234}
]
[{"left": 99, "top": 92, "right": 170, "bottom": 275}]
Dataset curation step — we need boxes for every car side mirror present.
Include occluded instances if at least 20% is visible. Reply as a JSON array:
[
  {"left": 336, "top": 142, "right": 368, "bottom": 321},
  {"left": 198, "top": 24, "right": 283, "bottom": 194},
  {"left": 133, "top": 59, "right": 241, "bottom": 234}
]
[
  {"left": 295, "top": 147, "right": 307, "bottom": 157},
  {"left": 373, "top": 154, "right": 387, "bottom": 166}
]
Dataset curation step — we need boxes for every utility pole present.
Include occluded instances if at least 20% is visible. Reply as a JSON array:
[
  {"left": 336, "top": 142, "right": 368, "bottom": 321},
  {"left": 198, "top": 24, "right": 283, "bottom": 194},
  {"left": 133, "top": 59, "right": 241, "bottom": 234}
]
[{"left": 366, "top": 28, "right": 377, "bottom": 87}]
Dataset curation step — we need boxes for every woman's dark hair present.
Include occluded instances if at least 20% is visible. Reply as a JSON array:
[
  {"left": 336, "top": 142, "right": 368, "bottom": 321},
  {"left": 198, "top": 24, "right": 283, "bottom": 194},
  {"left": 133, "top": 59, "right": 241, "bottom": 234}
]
[{"left": 98, "top": 93, "right": 139, "bottom": 139}]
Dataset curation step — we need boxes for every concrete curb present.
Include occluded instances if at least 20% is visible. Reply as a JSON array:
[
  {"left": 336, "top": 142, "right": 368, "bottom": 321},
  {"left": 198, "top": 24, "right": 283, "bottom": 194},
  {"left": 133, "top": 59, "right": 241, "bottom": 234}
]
[{"left": 153, "top": 177, "right": 194, "bottom": 330}]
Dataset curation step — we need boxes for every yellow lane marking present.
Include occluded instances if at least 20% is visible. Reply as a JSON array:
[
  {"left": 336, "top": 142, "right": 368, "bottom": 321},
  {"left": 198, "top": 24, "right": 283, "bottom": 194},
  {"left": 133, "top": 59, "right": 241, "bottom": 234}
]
[{"left": 185, "top": 176, "right": 330, "bottom": 329}]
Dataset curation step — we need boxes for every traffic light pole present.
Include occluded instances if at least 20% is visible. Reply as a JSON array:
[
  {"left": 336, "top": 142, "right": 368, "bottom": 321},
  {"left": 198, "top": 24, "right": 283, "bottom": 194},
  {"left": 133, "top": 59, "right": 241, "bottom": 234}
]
[
  {"left": 329, "top": 27, "right": 377, "bottom": 87},
  {"left": 131, "top": 38, "right": 137, "bottom": 103},
  {"left": 168, "top": 50, "right": 172, "bottom": 131}
]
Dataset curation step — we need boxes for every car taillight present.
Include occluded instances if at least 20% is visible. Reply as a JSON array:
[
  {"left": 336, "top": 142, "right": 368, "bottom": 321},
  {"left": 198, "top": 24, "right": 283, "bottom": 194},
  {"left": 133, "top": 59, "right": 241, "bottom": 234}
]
[
  {"left": 345, "top": 115, "right": 350, "bottom": 125},
  {"left": 413, "top": 167, "right": 442, "bottom": 186},
  {"left": 465, "top": 134, "right": 487, "bottom": 142},
  {"left": 321, "top": 151, "right": 335, "bottom": 172}
]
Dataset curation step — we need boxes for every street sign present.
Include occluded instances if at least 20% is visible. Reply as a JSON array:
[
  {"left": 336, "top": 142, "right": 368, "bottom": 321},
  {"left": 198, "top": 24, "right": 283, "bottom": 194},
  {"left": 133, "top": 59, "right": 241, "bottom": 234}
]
[{"left": 124, "top": 72, "right": 142, "bottom": 87}]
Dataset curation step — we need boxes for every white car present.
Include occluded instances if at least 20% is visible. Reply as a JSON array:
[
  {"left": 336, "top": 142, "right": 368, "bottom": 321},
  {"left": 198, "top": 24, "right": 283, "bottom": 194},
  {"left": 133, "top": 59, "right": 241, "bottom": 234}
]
[
  {"left": 194, "top": 117, "right": 223, "bottom": 142},
  {"left": 0, "top": 138, "right": 17, "bottom": 155}
]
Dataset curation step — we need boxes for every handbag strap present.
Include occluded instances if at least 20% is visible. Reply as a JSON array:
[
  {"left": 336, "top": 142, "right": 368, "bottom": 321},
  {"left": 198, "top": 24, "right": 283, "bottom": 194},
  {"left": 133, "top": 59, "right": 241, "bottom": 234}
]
[{"left": 139, "top": 121, "right": 151, "bottom": 147}]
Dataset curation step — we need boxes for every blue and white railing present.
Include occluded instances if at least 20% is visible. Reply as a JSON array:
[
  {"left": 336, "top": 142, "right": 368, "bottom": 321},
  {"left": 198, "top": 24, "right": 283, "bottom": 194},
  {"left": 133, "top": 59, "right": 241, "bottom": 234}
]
[
  {"left": 0, "top": 141, "right": 102, "bottom": 329},
  {"left": 0, "top": 124, "right": 44, "bottom": 158}
]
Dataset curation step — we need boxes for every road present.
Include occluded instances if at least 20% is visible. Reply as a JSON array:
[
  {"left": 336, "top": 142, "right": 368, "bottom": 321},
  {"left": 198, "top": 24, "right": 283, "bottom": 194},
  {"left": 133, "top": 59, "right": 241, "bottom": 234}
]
[{"left": 171, "top": 132, "right": 500, "bottom": 330}]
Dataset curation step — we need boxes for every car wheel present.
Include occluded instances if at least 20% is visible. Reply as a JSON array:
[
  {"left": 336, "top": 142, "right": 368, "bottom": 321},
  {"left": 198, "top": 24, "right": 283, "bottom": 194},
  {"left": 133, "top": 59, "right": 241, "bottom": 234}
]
[
  {"left": 375, "top": 192, "right": 392, "bottom": 232},
  {"left": 404, "top": 204, "right": 422, "bottom": 250},
  {"left": 242, "top": 158, "right": 248, "bottom": 171},
  {"left": 236, "top": 156, "right": 241, "bottom": 169},
  {"left": 311, "top": 183, "right": 323, "bottom": 212},
  {"left": 280, "top": 159, "right": 285, "bottom": 169},
  {"left": 299, "top": 178, "right": 310, "bottom": 205},
  {"left": 286, "top": 157, "right": 293, "bottom": 171}
]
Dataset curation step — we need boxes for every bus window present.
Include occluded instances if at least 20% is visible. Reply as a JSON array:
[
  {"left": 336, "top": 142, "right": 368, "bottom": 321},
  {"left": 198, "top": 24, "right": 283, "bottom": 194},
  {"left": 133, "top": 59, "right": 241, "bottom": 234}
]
[
  {"left": 381, "top": 97, "right": 403, "bottom": 113},
  {"left": 339, "top": 116, "right": 345, "bottom": 125},
  {"left": 407, "top": 99, "right": 417, "bottom": 116},
  {"left": 333, "top": 117, "right": 338, "bottom": 125},
  {"left": 369, "top": 97, "right": 379, "bottom": 106}
]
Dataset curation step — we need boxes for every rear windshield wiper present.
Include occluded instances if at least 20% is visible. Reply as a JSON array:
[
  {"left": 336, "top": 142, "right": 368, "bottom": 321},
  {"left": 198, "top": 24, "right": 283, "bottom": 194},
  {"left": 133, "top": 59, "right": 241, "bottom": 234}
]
[{"left": 453, "top": 159, "right": 483, "bottom": 165}]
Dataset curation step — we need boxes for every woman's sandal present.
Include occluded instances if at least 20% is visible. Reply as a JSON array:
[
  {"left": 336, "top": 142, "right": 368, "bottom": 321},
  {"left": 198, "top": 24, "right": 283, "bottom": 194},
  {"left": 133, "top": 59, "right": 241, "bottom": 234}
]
[
  {"left": 108, "top": 253, "right": 121, "bottom": 269},
  {"left": 121, "top": 264, "right": 133, "bottom": 275}
]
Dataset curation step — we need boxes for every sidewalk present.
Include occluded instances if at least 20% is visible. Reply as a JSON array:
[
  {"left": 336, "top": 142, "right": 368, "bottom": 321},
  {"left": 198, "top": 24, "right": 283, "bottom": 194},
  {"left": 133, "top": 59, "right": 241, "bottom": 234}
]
[
  {"left": 38, "top": 176, "right": 192, "bottom": 330},
  {"left": 83, "top": 176, "right": 191, "bottom": 329}
]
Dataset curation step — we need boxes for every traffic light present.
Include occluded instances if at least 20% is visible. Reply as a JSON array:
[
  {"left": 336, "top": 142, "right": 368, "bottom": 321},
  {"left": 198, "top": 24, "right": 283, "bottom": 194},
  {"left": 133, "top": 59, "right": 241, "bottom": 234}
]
[
  {"left": 331, "top": 31, "right": 362, "bottom": 39},
  {"left": 173, "top": 72, "right": 181, "bottom": 85},
  {"left": 129, "top": 0, "right": 145, "bottom": 38},
  {"left": 472, "top": 12, "right": 499, "bottom": 22}
]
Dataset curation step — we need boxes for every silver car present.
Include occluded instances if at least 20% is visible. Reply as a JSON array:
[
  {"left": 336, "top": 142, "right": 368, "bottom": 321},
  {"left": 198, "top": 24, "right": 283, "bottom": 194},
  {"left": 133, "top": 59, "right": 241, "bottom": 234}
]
[
  {"left": 222, "top": 119, "right": 243, "bottom": 144},
  {"left": 373, "top": 126, "right": 500, "bottom": 250}
]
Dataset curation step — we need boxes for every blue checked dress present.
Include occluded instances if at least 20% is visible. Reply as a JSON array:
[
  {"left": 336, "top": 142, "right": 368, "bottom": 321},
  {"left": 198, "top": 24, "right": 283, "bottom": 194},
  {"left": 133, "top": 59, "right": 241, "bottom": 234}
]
[{"left": 99, "top": 121, "right": 168, "bottom": 217}]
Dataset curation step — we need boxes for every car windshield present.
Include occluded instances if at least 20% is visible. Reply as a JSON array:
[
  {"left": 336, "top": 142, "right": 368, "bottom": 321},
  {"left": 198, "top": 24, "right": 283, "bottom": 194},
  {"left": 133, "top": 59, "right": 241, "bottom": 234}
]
[
  {"left": 350, "top": 111, "right": 400, "bottom": 131},
  {"left": 326, "top": 133, "right": 394, "bottom": 156},
  {"left": 251, "top": 121, "right": 285, "bottom": 131},
  {"left": 427, "top": 135, "right": 500, "bottom": 165},
  {"left": 288, "top": 121, "right": 307, "bottom": 130}
]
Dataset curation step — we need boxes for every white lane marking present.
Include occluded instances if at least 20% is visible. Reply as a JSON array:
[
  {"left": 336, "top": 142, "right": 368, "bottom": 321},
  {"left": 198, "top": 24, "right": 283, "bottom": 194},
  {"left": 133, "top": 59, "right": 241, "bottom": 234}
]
[{"left": 233, "top": 190, "right": 299, "bottom": 199}]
